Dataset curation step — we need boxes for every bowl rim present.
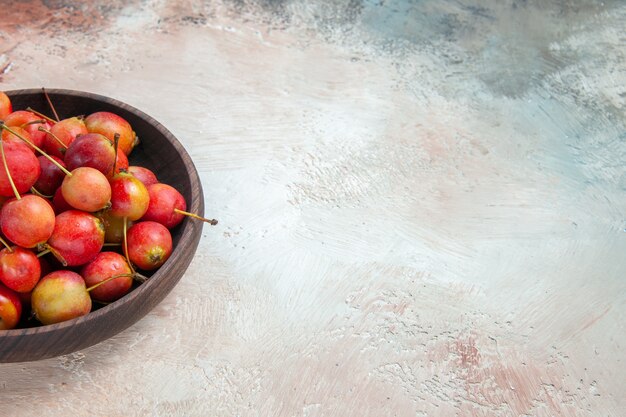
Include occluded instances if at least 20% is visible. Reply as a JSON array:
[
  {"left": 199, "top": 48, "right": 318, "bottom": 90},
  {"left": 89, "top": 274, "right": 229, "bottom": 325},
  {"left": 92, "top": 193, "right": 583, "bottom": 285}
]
[{"left": 0, "top": 88, "right": 203, "bottom": 338}]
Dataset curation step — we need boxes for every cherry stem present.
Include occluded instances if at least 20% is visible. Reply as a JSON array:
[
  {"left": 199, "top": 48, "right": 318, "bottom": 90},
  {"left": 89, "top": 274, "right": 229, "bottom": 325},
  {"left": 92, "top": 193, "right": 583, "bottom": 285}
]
[
  {"left": 31, "top": 187, "right": 53, "bottom": 199},
  {"left": 133, "top": 272, "right": 149, "bottom": 283},
  {"left": 0, "top": 136, "right": 20, "bottom": 200},
  {"left": 37, "top": 249, "right": 50, "bottom": 258},
  {"left": 38, "top": 126, "right": 67, "bottom": 150},
  {"left": 42, "top": 88, "right": 60, "bottom": 122},
  {"left": 86, "top": 273, "right": 134, "bottom": 292},
  {"left": 26, "top": 107, "right": 57, "bottom": 124},
  {"left": 0, "top": 124, "right": 72, "bottom": 176},
  {"left": 122, "top": 216, "right": 136, "bottom": 274},
  {"left": 112, "top": 133, "right": 120, "bottom": 174},
  {"left": 43, "top": 244, "right": 68, "bottom": 266},
  {"left": 103, "top": 242, "right": 121, "bottom": 247},
  {"left": 0, "top": 236, "right": 13, "bottom": 252},
  {"left": 20, "top": 119, "right": 46, "bottom": 128},
  {"left": 173, "top": 208, "right": 218, "bottom": 225}
]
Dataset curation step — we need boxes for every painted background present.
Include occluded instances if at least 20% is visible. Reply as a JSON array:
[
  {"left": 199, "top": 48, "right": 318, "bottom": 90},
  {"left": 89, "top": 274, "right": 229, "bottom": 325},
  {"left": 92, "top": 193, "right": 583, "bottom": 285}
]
[{"left": 1, "top": 1, "right": 624, "bottom": 416}]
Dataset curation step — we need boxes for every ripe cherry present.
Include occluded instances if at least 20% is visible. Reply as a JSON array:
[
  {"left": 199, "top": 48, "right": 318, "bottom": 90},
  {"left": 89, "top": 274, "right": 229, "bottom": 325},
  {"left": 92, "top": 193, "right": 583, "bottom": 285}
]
[
  {"left": 0, "top": 246, "right": 41, "bottom": 293},
  {"left": 46, "top": 210, "right": 105, "bottom": 266},
  {"left": 127, "top": 221, "right": 172, "bottom": 270},
  {"left": 3, "top": 110, "right": 51, "bottom": 148},
  {"left": 0, "top": 92, "right": 12, "bottom": 120},
  {"left": 64, "top": 133, "right": 115, "bottom": 175},
  {"left": 1, "top": 194, "right": 56, "bottom": 248},
  {"left": 61, "top": 167, "right": 111, "bottom": 212},
  {"left": 128, "top": 166, "right": 158, "bottom": 187},
  {"left": 109, "top": 172, "right": 149, "bottom": 221},
  {"left": 81, "top": 252, "right": 133, "bottom": 302},
  {"left": 42, "top": 116, "right": 88, "bottom": 158},
  {"left": 34, "top": 155, "right": 66, "bottom": 196},
  {"left": 84, "top": 112, "right": 137, "bottom": 156},
  {"left": 0, "top": 282, "right": 22, "bottom": 330},
  {"left": 0, "top": 140, "right": 41, "bottom": 197},
  {"left": 1, "top": 126, "right": 32, "bottom": 147},
  {"left": 31, "top": 270, "right": 91, "bottom": 325}
]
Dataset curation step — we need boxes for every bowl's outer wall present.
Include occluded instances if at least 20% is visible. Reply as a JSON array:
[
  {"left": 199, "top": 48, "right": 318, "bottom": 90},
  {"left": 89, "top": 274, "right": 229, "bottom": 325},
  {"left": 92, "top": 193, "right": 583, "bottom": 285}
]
[{"left": 0, "top": 89, "right": 205, "bottom": 363}]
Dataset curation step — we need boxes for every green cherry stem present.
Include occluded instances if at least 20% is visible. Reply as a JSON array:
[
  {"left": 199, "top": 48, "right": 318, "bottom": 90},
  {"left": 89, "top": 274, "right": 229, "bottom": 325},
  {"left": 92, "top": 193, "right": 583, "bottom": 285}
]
[
  {"left": 0, "top": 235, "right": 13, "bottom": 252},
  {"left": 173, "top": 208, "right": 218, "bottom": 225},
  {"left": 20, "top": 119, "right": 47, "bottom": 128},
  {"left": 38, "top": 126, "right": 67, "bottom": 151},
  {"left": 41, "top": 243, "right": 68, "bottom": 266},
  {"left": 122, "top": 216, "right": 136, "bottom": 275},
  {"left": 0, "top": 136, "right": 20, "bottom": 200},
  {"left": 26, "top": 107, "right": 57, "bottom": 124},
  {"left": 0, "top": 124, "right": 72, "bottom": 176},
  {"left": 31, "top": 187, "right": 53, "bottom": 199},
  {"left": 86, "top": 273, "right": 134, "bottom": 292}
]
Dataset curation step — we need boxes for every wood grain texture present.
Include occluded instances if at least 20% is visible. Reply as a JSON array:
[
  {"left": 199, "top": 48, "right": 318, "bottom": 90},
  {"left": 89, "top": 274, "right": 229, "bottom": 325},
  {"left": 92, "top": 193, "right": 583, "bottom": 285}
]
[
  {"left": 0, "top": 89, "right": 204, "bottom": 362},
  {"left": 0, "top": 1, "right": 625, "bottom": 416}
]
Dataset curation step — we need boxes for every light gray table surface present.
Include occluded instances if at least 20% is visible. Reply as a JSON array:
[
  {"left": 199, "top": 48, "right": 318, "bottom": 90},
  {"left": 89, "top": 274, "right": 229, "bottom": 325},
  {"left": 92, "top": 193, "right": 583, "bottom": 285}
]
[{"left": 0, "top": 1, "right": 624, "bottom": 416}]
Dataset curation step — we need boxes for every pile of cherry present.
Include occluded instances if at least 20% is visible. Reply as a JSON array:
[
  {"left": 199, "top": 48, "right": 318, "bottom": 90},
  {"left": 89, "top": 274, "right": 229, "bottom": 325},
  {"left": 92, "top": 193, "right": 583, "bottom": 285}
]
[{"left": 0, "top": 90, "right": 216, "bottom": 329}]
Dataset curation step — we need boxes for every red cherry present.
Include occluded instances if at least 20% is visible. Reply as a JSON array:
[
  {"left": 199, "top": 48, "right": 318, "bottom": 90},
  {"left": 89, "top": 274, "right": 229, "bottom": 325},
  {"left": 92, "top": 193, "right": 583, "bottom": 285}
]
[
  {"left": 0, "top": 194, "right": 55, "bottom": 248},
  {"left": 61, "top": 167, "right": 111, "bottom": 212},
  {"left": 0, "top": 141, "right": 41, "bottom": 197},
  {"left": 3, "top": 110, "right": 51, "bottom": 148},
  {"left": 84, "top": 112, "right": 136, "bottom": 156},
  {"left": 81, "top": 252, "right": 133, "bottom": 302},
  {"left": 0, "top": 282, "right": 22, "bottom": 330},
  {"left": 127, "top": 221, "right": 172, "bottom": 270},
  {"left": 1, "top": 126, "right": 33, "bottom": 148},
  {"left": 110, "top": 172, "right": 149, "bottom": 221},
  {"left": 0, "top": 246, "right": 41, "bottom": 293},
  {"left": 141, "top": 183, "right": 186, "bottom": 229},
  {"left": 47, "top": 210, "right": 105, "bottom": 266},
  {"left": 43, "top": 116, "right": 88, "bottom": 158},
  {"left": 34, "top": 155, "right": 66, "bottom": 196},
  {"left": 128, "top": 166, "right": 158, "bottom": 187},
  {"left": 0, "top": 92, "right": 12, "bottom": 120},
  {"left": 52, "top": 187, "right": 73, "bottom": 214},
  {"left": 64, "top": 133, "right": 116, "bottom": 176}
]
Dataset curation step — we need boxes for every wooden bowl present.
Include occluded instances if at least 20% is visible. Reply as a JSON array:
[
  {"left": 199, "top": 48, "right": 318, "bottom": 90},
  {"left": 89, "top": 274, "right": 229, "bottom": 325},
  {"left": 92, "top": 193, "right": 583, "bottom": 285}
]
[{"left": 0, "top": 89, "right": 204, "bottom": 362}]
